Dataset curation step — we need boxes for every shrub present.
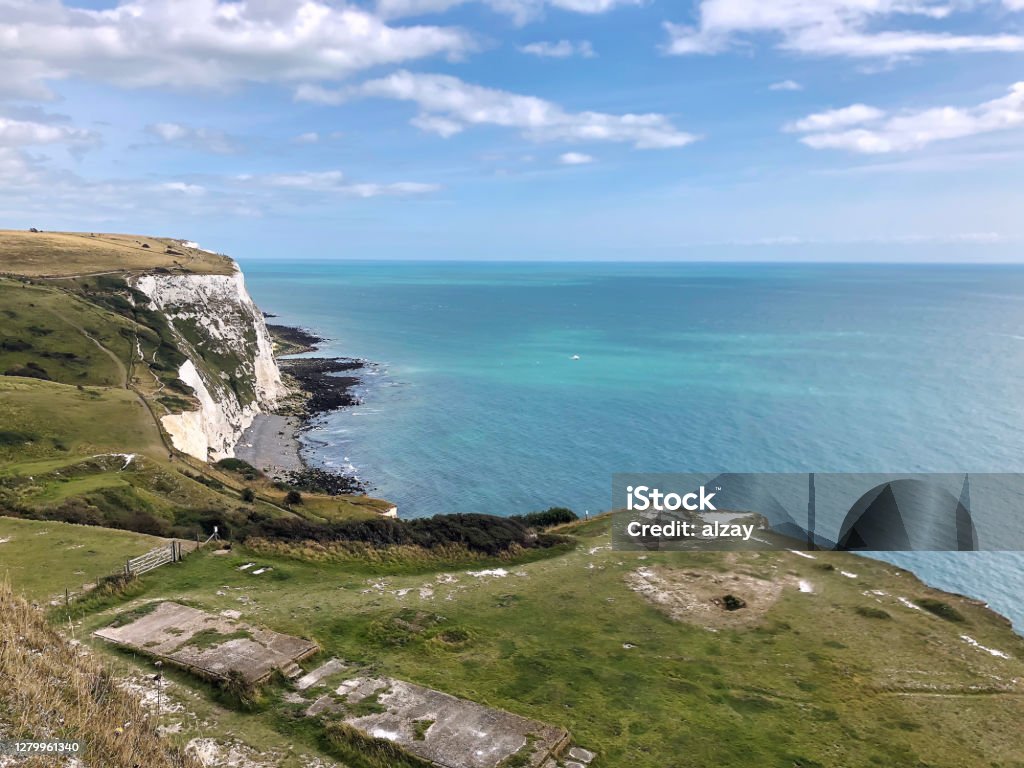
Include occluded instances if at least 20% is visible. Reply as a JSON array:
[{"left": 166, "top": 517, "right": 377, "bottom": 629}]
[
  {"left": 917, "top": 598, "right": 966, "bottom": 623},
  {"left": 855, "top": 606, "right": 891, "bottom": 620},
  {"left": 513, "top": 506, "right": 578, "bottom": 529},
  {"left": 285, "top": 490, "right": 303, "bottom": 505},
  {"left": 216, "top": 457, "right": 258, "bottom": 474}
]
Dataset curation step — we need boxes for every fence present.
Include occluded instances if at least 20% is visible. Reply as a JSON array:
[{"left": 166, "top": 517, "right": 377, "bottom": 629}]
[
  {"left": 123, "top": 533, "right": 217, "bottom": 578},
  {"left": 59, "top": 532, "right": 219, "bottom": 608}
]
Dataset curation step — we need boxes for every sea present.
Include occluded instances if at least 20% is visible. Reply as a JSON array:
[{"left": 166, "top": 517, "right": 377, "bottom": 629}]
[{"left": 241, "top": 260, "right": 1024, "bottom": 634}]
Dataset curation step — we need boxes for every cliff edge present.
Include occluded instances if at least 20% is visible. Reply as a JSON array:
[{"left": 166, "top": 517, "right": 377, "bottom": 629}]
[{"left": 132, "top": 270, "right": 288, "bottom": 461}]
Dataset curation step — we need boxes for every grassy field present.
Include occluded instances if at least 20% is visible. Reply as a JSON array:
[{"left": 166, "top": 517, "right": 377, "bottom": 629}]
[
  {"left": 72, "top": 518, "right": 1024, "bottom": 768},
  {"left": 0, "top": 517, "right": 167, "bottom": 603},
  {"left": 0, "top": 230, "right": 234, "bottom": 276}
]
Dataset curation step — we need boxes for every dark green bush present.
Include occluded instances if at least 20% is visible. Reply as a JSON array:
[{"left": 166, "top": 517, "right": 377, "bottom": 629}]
[{"left": 512, "top": 506, "right": 577, "bottom": 528}]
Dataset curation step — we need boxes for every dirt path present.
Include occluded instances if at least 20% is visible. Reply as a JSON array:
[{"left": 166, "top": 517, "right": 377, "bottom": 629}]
[{"left": 48, "top": 307, "right": 129, "bottom": 388}]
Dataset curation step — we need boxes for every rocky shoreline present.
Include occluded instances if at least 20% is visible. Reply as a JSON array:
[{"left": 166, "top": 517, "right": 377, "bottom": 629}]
[{"left": 235, "top": 323, "right": 373, "bottom": 496}]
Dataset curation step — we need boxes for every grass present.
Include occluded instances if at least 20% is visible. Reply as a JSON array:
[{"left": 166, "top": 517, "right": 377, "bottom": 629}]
[
  {"left": 186, "top": 627, "right": 254, "bottom": 649},
  {"left": 0, "top": 230, "right": 234, "bottom": 277},
  {"left": 0, "top": 516, "right": 167, "bottom": 602},
  {"left": 71, "top": 519, "right": 1024, "bottom": 768},
  {"left": 0, "top": 581, "right": 200, "bottom": 768},
  {"left": 0, "top": 378, "right": 163, "bottom": 464},
  {"left": 0, "top": 277, "right": 135, "bottom": 387}
]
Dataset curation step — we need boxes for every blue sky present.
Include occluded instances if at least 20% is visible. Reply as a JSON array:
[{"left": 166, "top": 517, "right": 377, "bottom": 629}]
[{"left": 1, "top": 0, "right": 1023, "bottom": 260}]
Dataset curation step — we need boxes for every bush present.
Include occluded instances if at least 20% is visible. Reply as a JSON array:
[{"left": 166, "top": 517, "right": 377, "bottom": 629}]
[
  {"left": 4, "top": 361, "right": 51, "bottom": 380},
  {"left": 216, "top": 457, "right": 258, "bottom": 475},
  {"left": 285, "top": 490, "right": 303, "bottom": 505},
  {"left": 241, "top": 488, "right": 256, "bottom": 503},
  {"left": 246, "top": 513, "right": 549, "bottom": 557},
  {"left": 512, "top": 506, "right": 578, "bottom": 529},
  {"left": 855, "top": 606, "right": 891, "bottom": 620},
  {"left": 917, "top": 598, "right": 966, "bottom": 623}
]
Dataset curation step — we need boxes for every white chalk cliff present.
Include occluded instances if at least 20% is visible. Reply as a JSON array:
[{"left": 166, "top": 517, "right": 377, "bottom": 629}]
[{"left": 132, "top": 268, "right": 288, "bottom": 462}]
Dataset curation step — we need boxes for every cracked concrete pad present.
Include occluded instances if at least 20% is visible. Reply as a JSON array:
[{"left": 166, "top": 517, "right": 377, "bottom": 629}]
[
  {"left": 332, "top": 676, "right": 568, "bottom": 768},
  {"left": 94, "top": 601, "right": 317, "bottom": 683}
]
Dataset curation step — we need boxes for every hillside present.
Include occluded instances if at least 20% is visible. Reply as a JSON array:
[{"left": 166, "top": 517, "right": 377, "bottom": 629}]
[
  {"left": 0, "top": 231, "right": 392, "bottom": 554},
  {"left": 0, "top": 581, "right": 199, "bottom": 768},
  {"left": 65, "top": 516, "right": 1024, "bottom": 768},
  {"left": 0, "top": 230, "right": 235, "bottom": 277}
]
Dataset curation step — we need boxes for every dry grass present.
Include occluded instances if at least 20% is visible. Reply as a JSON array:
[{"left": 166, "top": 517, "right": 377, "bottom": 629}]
[
  {"left": 0, "top": 230, "right": 234, "bottom": 277},
  {"left": 0, "top": 581, "right": 200, "bottom": 768}
]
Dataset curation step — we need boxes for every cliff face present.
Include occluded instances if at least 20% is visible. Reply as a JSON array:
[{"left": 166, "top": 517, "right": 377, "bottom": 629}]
[{"left": 132, "top": 269, "right": 287, "bottom": 461}]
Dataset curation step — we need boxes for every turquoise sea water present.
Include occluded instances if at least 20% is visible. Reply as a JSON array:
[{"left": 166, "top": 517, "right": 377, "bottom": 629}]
[{"left": 242, "top": 260, "right": 1024, "bottom": 633}]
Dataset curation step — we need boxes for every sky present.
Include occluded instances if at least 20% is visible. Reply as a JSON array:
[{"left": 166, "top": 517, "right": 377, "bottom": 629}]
[{"left": 0, "top": 0, "right": 1023, "bottom": 261}]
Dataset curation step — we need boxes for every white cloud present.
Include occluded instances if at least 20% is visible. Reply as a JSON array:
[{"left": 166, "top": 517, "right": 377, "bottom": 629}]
[
  {"left": 254, "top": 169, "right": 440, "bottom": 196},
  {"left": 0, "top": 116, "right": 98, "bottom": 149},
  {"left": 294, "top": 84, "right": 349, "bottom": 106},
  {"left": 784, "top": 104, "right": 886, "bottom": 133},
  {"left": 293, "top": 132, "right": 320, "bottom": 144},
  {"left": 377, "top": 0, "right": 641, "bottom": 25},
  {"left": 146, "top": 122, "right": 237, "bottom": 154},
  {"left": 559, "top": 151, "right": 594, "bottom": 164},
  {"left": 769, "top": 80, "right": 803, "bottom": 91},
  {"left": 789, "top": 82, "right": 1024, "bottom": 153},
  {"left": 0, "top": 0, "right": 474, "bottom": 99},
  {"left": 318, "top": 70, "right": 697, "bottom": 149},
  {"left": 410, "top": 113, "right": 465, "bottom": 137},
  {"left": 519, "top": 40, "right": 596, "bottom": 58},
  {"left": 664, "top": 1, "right": 1024, "bottom": 59},
  {"left": 158, "top": 181, "right": 206, "bottom": 195}
]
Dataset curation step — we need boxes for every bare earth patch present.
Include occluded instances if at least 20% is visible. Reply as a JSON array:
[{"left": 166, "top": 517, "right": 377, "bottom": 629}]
[{"left": 626, "top": 566, "right": 794, "bottom": 629}]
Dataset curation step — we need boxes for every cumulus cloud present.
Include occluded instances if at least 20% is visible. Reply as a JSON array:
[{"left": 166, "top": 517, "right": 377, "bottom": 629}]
[
  {"left": 769, "top": 80, "right": 803, "bottom": 92},
  {"left": 0, "top": 0, "right": 474, "bottom": 99},
  {"left": 519, "top": 40, "right": 596, "bottom": 58},
  {"left": 306, "top": 70, "right": 697, "bottom": 149},
  {"left": 664, "top": 0, "right": 1024, "bottom": 59},
  {"left": 784, "top": 104, "right": 886, "bottom": 133},
  {"left": 146, "top": 123, "right": 238, "bottom": 154},
  {"left": 788, "top": 82, "right": 1024, "bottom": 153},
  {"left": 377, "top": 0, "right": 641, "bottom": 24},
  {"left": 0, "top": 116, "right": 98, "bottom": 149},
  {"left": 559, "top": 151, "right": 594, "bottom": 164}
]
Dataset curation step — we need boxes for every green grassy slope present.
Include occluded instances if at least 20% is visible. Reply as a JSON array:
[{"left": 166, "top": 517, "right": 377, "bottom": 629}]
[
  {"left": 0, "top": 517, "right": 168, "bottom": 602},
  {"left": 73, "top": 520, "right": 1024, "bottom": 768},
  {"left": 0, "top": 277, "right": 135, "bottom": 386}
]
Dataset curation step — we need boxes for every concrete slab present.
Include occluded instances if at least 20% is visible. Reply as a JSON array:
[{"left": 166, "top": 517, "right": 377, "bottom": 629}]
[
  {"left": 94, "top": 602, "right": 317, "bottom": 684},
  {"left": 569, "top": 746, "right": 596, "bottom": 763},
  {"left": 327, "top": 676, "right": 568, "bottom": 768},
  {"left": 295, "top": 658, "right": 346, "bottom": 691}
]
